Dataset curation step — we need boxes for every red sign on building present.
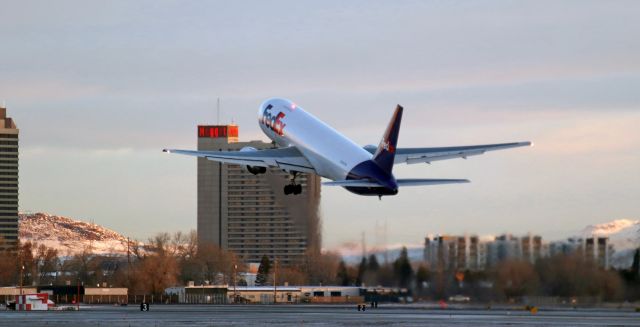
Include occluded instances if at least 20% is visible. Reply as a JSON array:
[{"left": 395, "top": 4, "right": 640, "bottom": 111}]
[{"left": 198, "top": 125, "right": 239, "bottom": 138}]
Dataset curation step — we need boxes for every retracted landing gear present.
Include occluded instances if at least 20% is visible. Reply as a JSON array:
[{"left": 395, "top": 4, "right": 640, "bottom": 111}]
[{"left": 284, "top": 172, "right": 302, "bottom": 195}]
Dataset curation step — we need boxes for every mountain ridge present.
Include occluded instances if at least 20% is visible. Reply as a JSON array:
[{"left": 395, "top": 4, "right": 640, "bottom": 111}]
[
  {"left": 18, "top": 213, "right": 639, "bottom": 268},
  {"left": 19, "top": 212, "right": 129, "bottom": 255}
]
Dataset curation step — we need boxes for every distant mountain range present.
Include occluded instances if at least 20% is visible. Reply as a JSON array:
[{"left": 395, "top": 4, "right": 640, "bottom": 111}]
[
  {"left": 18, "top": 213, "right": 639, "bottom": 268},
  {"left": 339, "top": 219, "right": 640, "bottom": 268},
  {"left": 19, "top": 212, "right": 129, "bottom": 256},
  {"left": 581, "top": 219, "right": 640, "bottom": 268}
]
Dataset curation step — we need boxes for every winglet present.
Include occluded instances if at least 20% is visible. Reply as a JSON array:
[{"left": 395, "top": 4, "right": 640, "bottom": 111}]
[{"left": 373, "top": 105, "right": 403, "bottom": 173}]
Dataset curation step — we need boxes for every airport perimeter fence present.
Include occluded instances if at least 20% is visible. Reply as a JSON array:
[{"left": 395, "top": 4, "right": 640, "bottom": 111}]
[
  {"left": 68, "top": 294, "right": 183, "bottom": 305},
  {"left": 520, "top": 296, "right": 604, "bottom": 307}
]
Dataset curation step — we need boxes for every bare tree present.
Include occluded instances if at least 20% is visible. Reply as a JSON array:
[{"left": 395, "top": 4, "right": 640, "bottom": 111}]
[
  {"left": 34, "top": 243, "right": 59, "bottom": 285},
  {"left": 305, "top": 249, "right": 341, "bottom": 285}
]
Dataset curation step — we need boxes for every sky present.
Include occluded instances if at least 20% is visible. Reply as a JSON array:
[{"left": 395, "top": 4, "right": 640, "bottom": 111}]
[{"left": 1, "top": 1, "right": 639, "bottom": 251}]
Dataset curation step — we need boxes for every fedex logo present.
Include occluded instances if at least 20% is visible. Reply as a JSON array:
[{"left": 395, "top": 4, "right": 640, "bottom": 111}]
[
  {"left": 380, "top": 139, "right": 395, "bottom": 153},
  {"left": 262, "top": 104, "right": 286, "bottom": 136}
]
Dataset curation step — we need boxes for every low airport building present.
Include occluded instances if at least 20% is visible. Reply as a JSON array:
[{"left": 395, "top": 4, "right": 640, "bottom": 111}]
[
  {"left": 166, "top": 285, "right": 228, "bottom": 304},
  {"left": 83, "top": 287, "right": 128, "bottom": 304},
  {"left": 299, "top": 286, "right": 362, "bottom": 303},
  {"left": 228, "top": 286, "right": 301, "bottom": 304},
  {"left": 166, "top": 285, "right": 365, "bottom": 304},
  {"left": 0, "top": 287, "right": 37, "bottom": 303}
]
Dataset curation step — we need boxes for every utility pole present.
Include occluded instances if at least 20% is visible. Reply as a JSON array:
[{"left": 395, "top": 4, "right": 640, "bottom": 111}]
[
  {"left": 361, "top": 231, "right": 367, "bottom": 259},
  {"left": 384, "top": 219, "right": 389, "bottom": 265},
  {"left": 127, "top": 237, "right": 130, "bottom": 304},
  {"left": 19, "top": 264, "right": 24, "bottom": 295},
  {"left": 76, "top": 279, "right": 80, "bottom": 311},
  {"left": 273, "top": 257, "right": 277, "bottom": 304}
]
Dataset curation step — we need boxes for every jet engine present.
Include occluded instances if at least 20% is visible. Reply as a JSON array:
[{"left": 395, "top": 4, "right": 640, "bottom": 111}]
[{"left": 240, "top": 147, "right": 267, "bottom": 175}]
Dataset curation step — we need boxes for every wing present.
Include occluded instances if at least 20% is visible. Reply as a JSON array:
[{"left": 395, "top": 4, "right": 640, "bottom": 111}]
[
  {"left": 163, "top": 146, "right": 317, "bottom": 174},
  {"left": 364, "top": 141, "right": 531, "bottom": 165},
  {"left": 323, "top": 178, "right": 470, "bottom": 187}
]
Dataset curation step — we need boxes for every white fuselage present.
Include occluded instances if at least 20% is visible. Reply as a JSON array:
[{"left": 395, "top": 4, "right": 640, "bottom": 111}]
[{"left": 258, "top": 98, "right": 373, "bottom": 181}]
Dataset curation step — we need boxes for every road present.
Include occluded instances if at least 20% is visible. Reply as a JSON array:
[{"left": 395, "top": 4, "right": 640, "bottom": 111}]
[{"left": 2, "top": 304, "right": 639, "bottom": 326}]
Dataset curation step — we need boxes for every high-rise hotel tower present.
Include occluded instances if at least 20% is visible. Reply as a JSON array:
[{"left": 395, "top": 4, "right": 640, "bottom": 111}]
[
  {"left": 197, "top": 125, "right": 320, "bottom": 265},
  {"left": 0, "top": 105, "right": 18, "bottom": 249}
]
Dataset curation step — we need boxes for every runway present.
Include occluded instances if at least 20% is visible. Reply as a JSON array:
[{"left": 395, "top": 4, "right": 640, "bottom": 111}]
[{"left": 2, "top": 304, "right": 639, "bottom": 326}]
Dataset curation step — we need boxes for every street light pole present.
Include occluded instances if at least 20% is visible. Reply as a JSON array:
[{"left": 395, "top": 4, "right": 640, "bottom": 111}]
[{"left": 233, "top": 264, "right": 238, "bottom": 303}]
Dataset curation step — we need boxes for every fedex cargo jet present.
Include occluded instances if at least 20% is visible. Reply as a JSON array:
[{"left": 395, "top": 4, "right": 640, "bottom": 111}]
[{"left": 164, "top": 98, "right": 531, "bottom": 198}]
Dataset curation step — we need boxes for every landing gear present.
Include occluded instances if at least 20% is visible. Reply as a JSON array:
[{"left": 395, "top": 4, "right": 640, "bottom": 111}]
[
  {"left": 284, "top": 184, "right": 302, "bottom": 195},
  {"left": 284, "top": 172, "right": 302, "bottom": 195}
]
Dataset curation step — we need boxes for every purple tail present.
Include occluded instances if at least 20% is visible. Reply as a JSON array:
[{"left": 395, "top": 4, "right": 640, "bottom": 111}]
[{"left": 373, "top": 105, "right": 403, "bottom": 174}]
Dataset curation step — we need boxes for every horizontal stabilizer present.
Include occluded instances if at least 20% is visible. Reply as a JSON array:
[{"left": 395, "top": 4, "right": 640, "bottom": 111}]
[
  {"left": 396, "top": 178, "right": 470, "bottom": 186},
  {"left": 323, "top": 178, "right": 470, "bottom": 187}
]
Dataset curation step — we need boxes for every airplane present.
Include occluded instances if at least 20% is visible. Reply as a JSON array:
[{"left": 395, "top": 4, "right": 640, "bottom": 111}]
[{"left": 163, "top": 98, "right": 531, "bottom": 198}]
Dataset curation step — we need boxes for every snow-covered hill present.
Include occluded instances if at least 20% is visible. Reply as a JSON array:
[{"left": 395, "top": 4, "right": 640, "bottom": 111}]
[
  {"left": 581, "top": 219, "right": 639, "bottom": 247},
  {"left": 18, "top": 212, "right": 639, "bottom": 268},
  {"left": 19, "top": 212, "right": 129, "bottom": 256},
  {"left": 581, "top": 219, "right": 640, "bottom": 268}
]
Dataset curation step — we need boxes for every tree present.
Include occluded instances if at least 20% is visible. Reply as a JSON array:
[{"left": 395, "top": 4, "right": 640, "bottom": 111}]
[
  {"left": 336, "top": 260, "right": 350, "bottom": 286},
  {"left": 196, "top": 243, "right": 242, "bottom": 285},
  {"left": 356, "top": 257, "right": 367, "bottom": 286},
  {"left": 367, "top": 254, "right": 380, "bottom": 272},
  {"left": 305, "top": 250, "right": 341, "bottom": 286},
  {"left": 18, "top": 242, "right": 36, "bottom": 286},
  {"left": 535, "top": 253, "right": 622, "bottom": 301},
  {"left": 393, "top": 247, "right": 414, "bottom": 288},
  {"left": 632, "top": 248, "right": 640, "bottom": 278},
  {"left": 362, "top": 254, "right": 381, "bottom": 286},
  {"left": 255, "top": 255, "right": 271, "bottom": 286},
  {"left": 279, "top": 267, "right": 307, "bottom": 286},
  {"left": 133, "top": 233, "right": 179, "bottom": 296},
  {"left": 496, "top": 259, "right": 539, "bottom": 299},
  {"left": 34, "top": 243, "right": 59, "bottom": 285},
  {"left": 138, "top": 252, "right": 178, "bottom": 295},
  {"left": 415, "top": 265, "right": 429, "bottom": 292},
  {"left": 0, "top": 244, "right": 17, "bottom": 286}
]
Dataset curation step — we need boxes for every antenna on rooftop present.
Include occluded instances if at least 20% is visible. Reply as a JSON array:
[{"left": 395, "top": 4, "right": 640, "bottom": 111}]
[
  {"left": 384, "top": 219, "right": 389, "bottom": 265},
  {"left": 216, "top": 97, "right": 220, "bottom": 125}
]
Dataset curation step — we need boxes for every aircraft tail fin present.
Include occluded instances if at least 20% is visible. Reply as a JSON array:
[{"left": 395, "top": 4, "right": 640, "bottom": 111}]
[{"left": 373, "top": 105, "right": 403, "bottom": 173}]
